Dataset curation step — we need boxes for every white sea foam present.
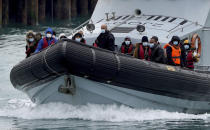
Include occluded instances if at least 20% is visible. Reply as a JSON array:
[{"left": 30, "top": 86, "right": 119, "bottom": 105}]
[{"left": 0, "top": 98, "right": 209, "bottom": 122}]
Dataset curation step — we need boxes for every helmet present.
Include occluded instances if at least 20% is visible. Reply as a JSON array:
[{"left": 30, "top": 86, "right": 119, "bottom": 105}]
[{"left": 184, "top": 40, "right": 189, "bottom": 45}]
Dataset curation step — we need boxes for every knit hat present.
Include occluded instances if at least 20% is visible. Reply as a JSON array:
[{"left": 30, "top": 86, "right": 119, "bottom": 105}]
[
  {"left": 142, "top": 36, "right": 149, "bottom": 42},
  {"left": 125, "top": 36, "right": 131, "bottom": 41}
]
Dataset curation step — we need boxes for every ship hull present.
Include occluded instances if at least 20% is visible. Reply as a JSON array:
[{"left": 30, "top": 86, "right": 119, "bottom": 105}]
[
  {"left": 23, "top": 75, "right": 210, "bottom": 114},
  {"left": 10, "top": 40, "right": 210, "bottom": 114}
]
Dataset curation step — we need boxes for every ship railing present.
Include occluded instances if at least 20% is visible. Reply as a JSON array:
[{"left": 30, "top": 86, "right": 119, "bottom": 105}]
[
  {"left": 167, "top": 21, "right": 203, "bottom": 38},
  {"left": 71, "top": 19, "right": 91, "bottom": 36}
]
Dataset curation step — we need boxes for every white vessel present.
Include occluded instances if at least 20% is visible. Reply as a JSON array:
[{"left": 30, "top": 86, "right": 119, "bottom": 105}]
[{"left": 10, "top": 0, "right": 210, "bottom": 114}]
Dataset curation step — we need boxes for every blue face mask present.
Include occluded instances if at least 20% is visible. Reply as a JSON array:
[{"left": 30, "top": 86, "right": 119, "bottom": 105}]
[
  {"left": 76, "top": 38, "right": 81, "bottom": 42},
  {"left": 173, "top": 41, "right": 179, "bottom": 46},
  {"left": 143, "top": 42, "right": 148, "bottom": 47},
  {"left": 29, "top": 38, "right": 34, "bottom": 42},
  {"left": 149, "top": 43, "right": 154, "bottom": 48},
  {"left": 125, "top": 41, "right": 131, "bottom": 45},
  {"left": 184, "top": 45, "right": 190, "bottom": 50},
  {"left": 101, "top": 29, "right": 106, "bottom": 34},
  {"left": 46, "top": 33, "right": 52, "bottom": 38}
]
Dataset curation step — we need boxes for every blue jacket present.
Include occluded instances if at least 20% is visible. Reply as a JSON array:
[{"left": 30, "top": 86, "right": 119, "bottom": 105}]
[{"left": 35, "top": 28, "right": 58, "bottom": 53}]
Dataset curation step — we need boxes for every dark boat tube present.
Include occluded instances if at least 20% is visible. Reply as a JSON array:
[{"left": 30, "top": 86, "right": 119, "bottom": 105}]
[{"left": 10, "top": 39, "right": 210, "bottom": 102}]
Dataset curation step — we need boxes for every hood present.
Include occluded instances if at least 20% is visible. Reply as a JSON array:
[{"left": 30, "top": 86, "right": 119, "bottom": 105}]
[
  {"left": 170, "top": 36, "right": 180, "bottom": 43},
  {"left": 45, "top": 28, "right": 53, "bottom": 35},
  {"left": 142, "top": 36, "right": 149, "bottom": 43}
]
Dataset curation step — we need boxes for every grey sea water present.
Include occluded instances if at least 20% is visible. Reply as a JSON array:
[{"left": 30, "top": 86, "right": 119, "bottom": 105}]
[{"left": 1, "top": 18, "right": 210, "bottom": 130}]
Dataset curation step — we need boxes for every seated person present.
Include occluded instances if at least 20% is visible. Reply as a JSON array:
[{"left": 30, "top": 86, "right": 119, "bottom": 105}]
[
  {"left": 72, "top": 31, "right": 86, "bottom": 44},
  {"left": 94, "top": 24, "right": 115, "bottom": 51},
  {"left": 25, "top": 31, "right": 37, "bottom": 58},
  {"left": 133, "top": 36, "right": 151, "bottom": 60},
  {"left": 120, "top": 36, "right": 135, "bottom": 56},
  {"left": 59, "top": 33, "right": 67, "bottom": 40},
  {"left": 149, "top": 36, "right": 165, "bottom": 63},
  {"left": 183, "top": 40, "right": 198, "bottom": 69},
  {"left": 35, "top": 28, "right": 58, "bottom": 53},
  {"left": 52, "top": 31, "right": 57, "bottom": 39},
  {"left": 35, "top": 32, "right": 42, "bottom": 45}
]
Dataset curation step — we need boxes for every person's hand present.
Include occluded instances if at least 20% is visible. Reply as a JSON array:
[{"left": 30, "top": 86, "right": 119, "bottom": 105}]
[{"left": 193, "top": 51, "right": 197, "bottom": 57}]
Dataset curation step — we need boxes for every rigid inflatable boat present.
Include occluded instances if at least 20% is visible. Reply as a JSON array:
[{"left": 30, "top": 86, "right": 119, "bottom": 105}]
[
  {"left": 10, "top": 39, "right": 210, "bottom": 114},
  {"left": 10, "top": 0, "right": 210, "bottom": 114}
]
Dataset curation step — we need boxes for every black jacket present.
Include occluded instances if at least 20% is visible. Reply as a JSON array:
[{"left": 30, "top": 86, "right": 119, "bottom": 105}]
[
  {"left": 150, "top": 44, "right": 165, "bottom": 64},
  {"left": 95, "top": 31, "right": 115, "bottom": 51},
  {"left": 180, "top": 45, "right": 187, "bottom": 67},
  {"left": 25, "top": 41, "right": 38, "bottom": 58}
]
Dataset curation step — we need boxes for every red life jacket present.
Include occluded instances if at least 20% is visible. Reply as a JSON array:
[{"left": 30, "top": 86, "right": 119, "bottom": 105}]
[
  {"left": 25, "top": 42, "right": 38, "bottom": 57},
  {"left": 186, "top": 51, "right": 194, "bottom": 69},
  {"left": 82, "top": 39, "right": 86, "bottom": 44},
  {"left": 138, "top": 44, "right": 151, "bottom": 60},
  {"left": 121, "top": 44, "right": 133, "bottom": 54},
  {"left": 83, "top": 40, "right": 86, "bottom": 44},
  {"left": 43, "top": 37, "right": 55, "bottom": 49},
  {"left": 93, "top": 43, "right": 98, "bottom": 47}
]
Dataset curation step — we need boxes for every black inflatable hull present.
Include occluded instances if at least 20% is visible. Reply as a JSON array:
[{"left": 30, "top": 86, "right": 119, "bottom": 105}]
[{"left": 10, "top": 39, "right": 210, "bottom": 103}]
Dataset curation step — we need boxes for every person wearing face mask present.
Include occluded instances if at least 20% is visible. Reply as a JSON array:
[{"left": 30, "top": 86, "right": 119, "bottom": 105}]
[
  {"left": 25, "top": 31, "right": 36, "bottom": 58},
  {"left": 120, "top": 36, "right": 135, "bottom": 56},
  {"left": 134, "top": 36, "right": 151, "bottom": 60},
  {"left": 183, "top": 40, "right": 198, "bottom": 69},
  {"left": 166, "top": 36, "right": 183, "bottom": 66},
  {"left": 149, "top": 36, "right": 165, "bottom": 64},
  {"left": 35, "top": 28, "right": 58, "bottom": 53},
  {"left": 72, "top": 32, "right": 86, "bottom": 44},
  {"left": 94, "top": 24, "right": 115, "bottom": 51}
]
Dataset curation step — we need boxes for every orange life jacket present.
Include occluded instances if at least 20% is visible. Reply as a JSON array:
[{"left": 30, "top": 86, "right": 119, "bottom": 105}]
[
  {"left": 163, "top": 43, "right": 171, "bottom": 57},
  {"left": 169, "top": 45, "right": 181, "bottom": 65},
  {"left": 164, "top": 43, "right": 170, "bottom": 49}
]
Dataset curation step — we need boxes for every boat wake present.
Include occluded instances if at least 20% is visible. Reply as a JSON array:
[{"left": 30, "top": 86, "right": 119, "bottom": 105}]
[{"left": 0, "top": 98, "right": 209, "bottom": 122}]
